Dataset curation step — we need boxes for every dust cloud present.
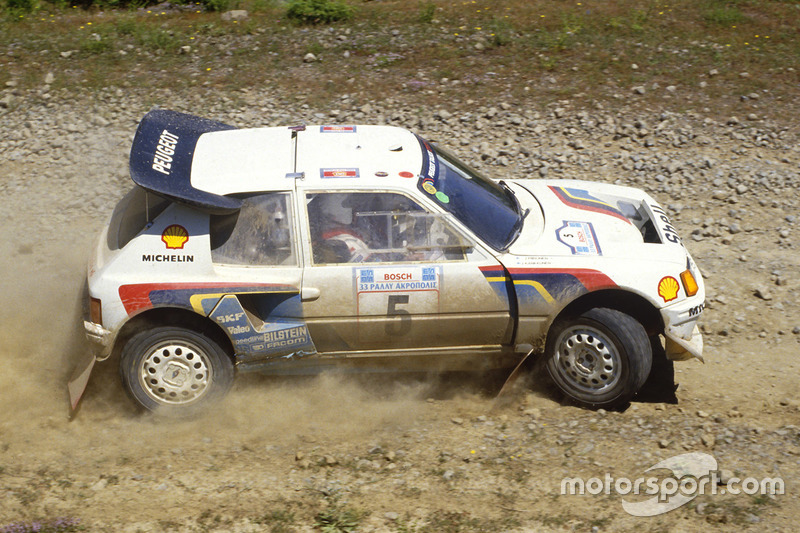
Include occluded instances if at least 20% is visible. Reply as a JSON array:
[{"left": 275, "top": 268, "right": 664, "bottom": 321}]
[{"left": 0, "top": 219, "right": 456, "bottom": 461}]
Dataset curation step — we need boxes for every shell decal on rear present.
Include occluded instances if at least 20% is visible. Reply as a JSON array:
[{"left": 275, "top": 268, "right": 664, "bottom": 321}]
[
  {"left": 658, "top": 276, "right": 680, "bottom": 302},
  {"left": 162, "top": 224, "right": 189, "bottom": 249}
]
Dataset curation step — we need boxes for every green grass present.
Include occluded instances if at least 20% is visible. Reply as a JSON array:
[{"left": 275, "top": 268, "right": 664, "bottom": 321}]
[{"left": 1, "top": 0, "right": 798, "bottom": 112}]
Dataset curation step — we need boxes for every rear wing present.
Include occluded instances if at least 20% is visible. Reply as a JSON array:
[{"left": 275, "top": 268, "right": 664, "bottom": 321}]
[{"left": 129, "top": 109, "right": 243, "bottom": 214}]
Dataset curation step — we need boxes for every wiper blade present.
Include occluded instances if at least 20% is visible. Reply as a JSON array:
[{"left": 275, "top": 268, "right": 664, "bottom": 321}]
[
  {"left": 498, "top": 180, "right": 527, "bottom": 248},
  {"left": 498, "top": 180, "right": 519, "bottom": 210}
]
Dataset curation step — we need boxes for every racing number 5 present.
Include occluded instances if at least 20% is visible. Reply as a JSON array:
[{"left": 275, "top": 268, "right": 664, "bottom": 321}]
[{"left": 386, "top": 294, "right": 411, "bottom": 336}]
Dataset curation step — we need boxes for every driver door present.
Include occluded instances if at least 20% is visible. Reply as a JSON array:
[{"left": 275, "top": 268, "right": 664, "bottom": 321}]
[{"left": 298, "top": 190, "right": 512, "bottom": 354}]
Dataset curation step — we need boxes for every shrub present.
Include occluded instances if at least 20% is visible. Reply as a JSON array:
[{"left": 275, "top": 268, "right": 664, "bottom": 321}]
[
  {"left": 285, "top": 0, "right": 354, "bottom": 24},
  {"left": 3, "top": 0, "right": 40, "bottom": 13},
  {"left": 703, "top": 6, "right": 747, "bottom": 26},
  {"left": 418, "top": 1, "right": 436, "bottom": 24}
]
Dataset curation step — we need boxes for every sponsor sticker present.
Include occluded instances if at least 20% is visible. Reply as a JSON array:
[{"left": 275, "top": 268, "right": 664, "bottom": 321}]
[
  {"left": 650, "top": 204, "right": 683, "bottom": 244},
  {"left": 320, "top": 125, "right": 357, "bottom": 133},
  {"left": 375, "top": 171, "right": 389, "bottom": 177},
  {"left": 320, "top": 168, "right": 360, "bottom": 179},
  {"left": 162, "top": 225, "right": 189, "bottom": 249},
  {"left": 356, "top": 266, "right": 440, "bottom": 293},
  {"left": 152, "top": 129, "right": 179, "bottom": 176},
  {"left": 658, "top": 276, "right": 680, "bottom": 302},
  {"left": 435, "top": 191, "right": 450, "bottom": 203},
  {"left": 399, "top": 171, "right": 415, "bottom": 178},
  {"left": 556, "top": 221, "right": 601, "bottom": 256},
  {"left": 422, "top": 181, "right": 437, "bottom": 195}
]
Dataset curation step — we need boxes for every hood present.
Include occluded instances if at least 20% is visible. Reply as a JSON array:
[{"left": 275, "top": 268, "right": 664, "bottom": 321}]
[{"left": 505, "top": 179, "right": 686, "bottom": 263}]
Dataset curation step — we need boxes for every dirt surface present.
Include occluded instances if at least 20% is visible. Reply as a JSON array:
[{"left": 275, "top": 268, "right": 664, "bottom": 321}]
[{"left": 1, "top": 77, "right": 799, "bottom": 532}]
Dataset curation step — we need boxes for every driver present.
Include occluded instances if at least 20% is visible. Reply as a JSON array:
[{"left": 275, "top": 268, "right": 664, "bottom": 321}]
[{"left": 319, "top": 194, "right": 372, "bottom": 262}]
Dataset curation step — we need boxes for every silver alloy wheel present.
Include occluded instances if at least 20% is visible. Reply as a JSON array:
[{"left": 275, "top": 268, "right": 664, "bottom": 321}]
[
  {"left": 138, "top": 340, "right": 212, "bottom": 405},
  {"left": 552, "top": 325, "right": 621, "bottom": 395}
]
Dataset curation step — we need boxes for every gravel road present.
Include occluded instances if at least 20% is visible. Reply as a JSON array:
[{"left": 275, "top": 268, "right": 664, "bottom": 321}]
[{"left": 0, "top": 82, "right": 798, "bottom": 531}]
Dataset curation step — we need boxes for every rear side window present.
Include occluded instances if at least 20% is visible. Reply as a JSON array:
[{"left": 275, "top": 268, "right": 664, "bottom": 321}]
[
  {"left": 107, "top": 186, "right": 171, "bottom": 250},
  {"left": 210, "top": 193, "right": 296, "bottom": 266}
]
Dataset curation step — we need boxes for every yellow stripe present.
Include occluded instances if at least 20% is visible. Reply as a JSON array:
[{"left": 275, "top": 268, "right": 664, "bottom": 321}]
[
  {"left": 514, "top": 280, "right": 555, "bottom": 304},
  {"left": 189, "top": 293, "right": 227, "bottom": 315},
  {"left": 559, "top": 187, "right": 614, "bottom": 209},
  {"left": 485, "top": 276, "right": 507, "bottom": 283}
]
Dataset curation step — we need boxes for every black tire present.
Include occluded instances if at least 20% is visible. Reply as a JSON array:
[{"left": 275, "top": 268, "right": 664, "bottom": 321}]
[
  {"left": 120, "top": 326, "right": 234, "bottom": 416},
  {"left": 544, "top": 308, "right": 652, "bottom": 409}
]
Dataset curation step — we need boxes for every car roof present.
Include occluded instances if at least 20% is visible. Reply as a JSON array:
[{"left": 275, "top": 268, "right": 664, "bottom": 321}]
[{"left": 190, "top": 124, "right": 425, "bottom": 196}]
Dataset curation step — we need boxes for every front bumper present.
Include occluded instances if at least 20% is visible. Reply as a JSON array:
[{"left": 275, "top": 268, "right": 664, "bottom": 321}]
[
  {"left": 661, "top": 301, "right": 705, "bottom": 362},
  {"left": 665, "top": 324, "right": 703, "bottom": 362}
]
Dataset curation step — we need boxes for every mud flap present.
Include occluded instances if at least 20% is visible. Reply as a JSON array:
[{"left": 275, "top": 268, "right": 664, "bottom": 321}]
[
  {"left": 492, "top": 347, "right": 535, "bottom": 411},
  {"left": 67, "top": 351, "right": 96, "bottom": 414},
  {"left": 665, "top": 325, "right": 704, "bottom": 362}
]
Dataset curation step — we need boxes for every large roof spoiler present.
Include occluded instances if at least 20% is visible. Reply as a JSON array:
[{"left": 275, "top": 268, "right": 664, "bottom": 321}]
[{"left": 129, "top": 109, "right": 243, "bottom": 214}]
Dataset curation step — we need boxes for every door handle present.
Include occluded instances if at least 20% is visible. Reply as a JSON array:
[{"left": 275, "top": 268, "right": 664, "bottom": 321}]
[{"left": 301, "top": 287, "right": 321, "bottom": 301}]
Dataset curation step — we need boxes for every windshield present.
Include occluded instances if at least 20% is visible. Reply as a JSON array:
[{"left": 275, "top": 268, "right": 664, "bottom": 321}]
[{"left": 415, "top": 136, "right": 522, "bottom": 250}]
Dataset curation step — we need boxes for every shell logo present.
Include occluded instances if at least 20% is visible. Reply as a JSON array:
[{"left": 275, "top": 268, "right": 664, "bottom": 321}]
[
  {"left": 657, "top": 276, "right": 680, "bottom": 302},
  {"left": 162, "top": 225, "right": 189, "bottom": 250}
]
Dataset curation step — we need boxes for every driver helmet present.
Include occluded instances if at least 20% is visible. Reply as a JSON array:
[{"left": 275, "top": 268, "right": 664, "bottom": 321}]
[{"left": 321, "top": 194, "right": 353, "bottom": 226}]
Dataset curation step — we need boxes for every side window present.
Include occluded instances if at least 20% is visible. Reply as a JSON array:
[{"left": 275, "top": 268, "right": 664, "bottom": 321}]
[
  {"left": 210, "top": 193, "right": 295, "bottom": 266},
  {"left": 307, "top": 191, "right": 470, "bottom": 264}
]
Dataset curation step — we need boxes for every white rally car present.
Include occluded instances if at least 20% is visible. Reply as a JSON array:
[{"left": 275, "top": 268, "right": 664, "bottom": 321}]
[{"left": 73, "top": 110, "right": 704, "bottom": 415}]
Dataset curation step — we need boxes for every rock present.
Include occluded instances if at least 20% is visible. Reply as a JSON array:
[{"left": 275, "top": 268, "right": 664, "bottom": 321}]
[
  {"left": 221, "top": 10, "right": 248, "bottom": 21},
  {"left": 753, "top": 286, "right": 773, "bottom": 300},
  {"left": 701, "top": 433, "right": 716, "bottom": 448},
  {"left": 44, "top": 72, "right": 55, "bottom": 85},
  {"left": 303, "top": 53, "right": 317, "bottom": 63}
]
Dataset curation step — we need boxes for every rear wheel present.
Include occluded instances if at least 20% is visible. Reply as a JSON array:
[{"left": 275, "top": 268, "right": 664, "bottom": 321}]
[
  {"left": 545, "top": 308, "right": 651, "bottom": 409},
  {"left": 120, "top": 326, "right": 234, "bottom": 416}
]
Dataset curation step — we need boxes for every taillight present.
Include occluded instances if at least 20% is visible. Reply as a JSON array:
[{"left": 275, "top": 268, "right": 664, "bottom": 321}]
[
  {"left": 680, "top": 270, "right": 699, "bottom": 297},
  {"left": 90, "top": 297, "right": 102, "bottom": 325}
]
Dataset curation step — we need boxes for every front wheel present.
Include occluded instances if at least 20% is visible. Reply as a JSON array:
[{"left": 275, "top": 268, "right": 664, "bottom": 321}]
[
  {"left": 544, "top": 308, "right": 651, "bottom": 409},
  {"left": 120, "top": 326, "right": 234, "bottom": 416}
]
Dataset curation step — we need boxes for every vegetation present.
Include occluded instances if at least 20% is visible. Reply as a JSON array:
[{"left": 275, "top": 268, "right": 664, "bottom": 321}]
[
  {"left": 286, "top": 0, "right": 354, "bottom": 24},
  {"left": 0, "top": 0, "right": 798, "bottom": 114}
]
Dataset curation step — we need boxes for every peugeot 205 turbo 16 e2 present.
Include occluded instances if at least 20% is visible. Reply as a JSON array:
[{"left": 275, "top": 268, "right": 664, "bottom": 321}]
[{"left": 72, "top": 110, "right": 705, "bottom": 415}]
